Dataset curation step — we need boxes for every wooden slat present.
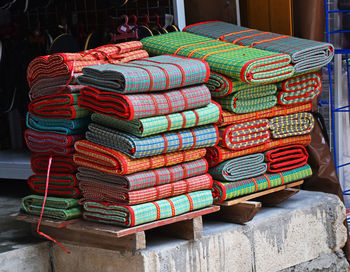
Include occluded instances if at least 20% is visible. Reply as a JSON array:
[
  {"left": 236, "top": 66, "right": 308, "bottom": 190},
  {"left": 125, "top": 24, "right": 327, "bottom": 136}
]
[
  {"left": 217, "top": 180, "right": 304, "bottom": 207},
  {"left": 256, "top": 188, "right": 300, "bottom": 206}
]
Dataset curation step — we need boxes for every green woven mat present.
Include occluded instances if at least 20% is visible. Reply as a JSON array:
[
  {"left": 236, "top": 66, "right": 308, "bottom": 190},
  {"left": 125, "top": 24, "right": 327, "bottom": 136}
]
[{"left": 91, "top": 102, "right": 221, "bottom": 137}]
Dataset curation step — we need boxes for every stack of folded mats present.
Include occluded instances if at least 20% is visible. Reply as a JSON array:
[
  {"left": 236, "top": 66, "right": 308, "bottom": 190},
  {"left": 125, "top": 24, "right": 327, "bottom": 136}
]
[
  {"left": 73, "top": 55, "right": 220, "bottom": 227},
  {"left": 183, "top": 21, "right": 334, "bottom": 73},
  {"left": 23, "top": 42, "right": 149, "bottom": 209},
  {"left": 21, "top": 195, "right": 81, "bottom": 220}
]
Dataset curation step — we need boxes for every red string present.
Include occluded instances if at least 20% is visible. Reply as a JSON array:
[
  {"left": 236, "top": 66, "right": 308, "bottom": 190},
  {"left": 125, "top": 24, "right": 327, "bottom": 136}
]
[{"left": 36, "top": 155, "right": 70, "bottom": 254}]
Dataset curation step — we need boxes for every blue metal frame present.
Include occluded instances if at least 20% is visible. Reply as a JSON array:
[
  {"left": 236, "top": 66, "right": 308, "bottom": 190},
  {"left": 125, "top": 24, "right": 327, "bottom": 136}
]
[{"left": 325, "top": 1, "right": 350, "bottom": 200}]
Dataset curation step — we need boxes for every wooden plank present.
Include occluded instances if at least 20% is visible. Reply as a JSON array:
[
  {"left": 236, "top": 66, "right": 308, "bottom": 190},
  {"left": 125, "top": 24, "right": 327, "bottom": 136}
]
[
  {"left": 208, "top": 201, "right": 261, "bottom": 224},
  {"left": 156, "top": 216, "right": 203, "bottom": 240},
  {"left": 11, "top": 213, "right": 79, "bottom": 228},
  {"left": 256, "top": 188, "right": 300, "bottom": 206},
  {"left": 217, "top": 180, "right": 304, "bottom": 207},
  {"left": 30, "top": 224, "right": 146, "bottom": 251}
]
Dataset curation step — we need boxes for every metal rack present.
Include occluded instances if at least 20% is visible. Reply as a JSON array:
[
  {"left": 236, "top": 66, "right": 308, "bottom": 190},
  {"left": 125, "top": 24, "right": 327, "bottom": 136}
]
[{"left": 0, "top": 0, "right": 186, "bottom": 180}]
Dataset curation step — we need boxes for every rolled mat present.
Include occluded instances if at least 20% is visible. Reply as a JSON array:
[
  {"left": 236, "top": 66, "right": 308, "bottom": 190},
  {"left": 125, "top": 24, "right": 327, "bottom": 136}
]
[
  {"left": 90, "top": 102, "right": 221, "bottom": 137},
  {"left": 22, "top": 195, "right": 81, "bottom": 220},
  {"left": 214, "top": 85, "right": 277, "bottom": 113},
  {"left": 31, "top": 154, "right": 76, "bottom": 174},
  {"left": 278, "top": 73, "right": 322, "bottom": 105},
  {"left": 265, "top": 145, "right": 309, "bottom": 173},
  {"left": 209, "top": 153, "right": 267, "bottom": 182},
  {"left": 73, "top": 140, "right": 206, "bottom": 175},
  {"left": 82, "top": 190, "right": 213, "bottom": 227},
  {"left": 26, "top": 112, "right": 89, "bottom": 135},
  {"left": 86, "top": 123, "right": 218, "bottom": 158},
  {"left": 183, "top": 21, "right": 334, "bottom": 73},
  {"left": 78, "top": 85, "right": 211, "bottom": 120},
  {"left": 28, "top": 93, "right": 90, "bottom": 119},
  {"left": 218, "top": 103, "right": 312, "bottom": 127},
  {"left": 79, "top": 173, "right": 213, "bottom": 205},
  {"left": 76, "top": 158, "right": 208, "bottom": 191},
  {"left": 269, "top": 112, "right": 314, "bottom": 138},
  {"left": 27, "top": 41, "right": 149, "bottom": 87},
  {"left": 28, "top": 174, "right": 80, "bottom": 198},
  {"left": 212, "top": 164, "right": 312, "bottom": 202},
  {"left": 219, "top": 119, "right": 270, "bottom": 150},
  {"left": 29, "top": 83, "right": 84, "bottom": 101},
  {"left": 141, "top": 32, "right": 294, "bottom": 84},
  {"left": 25, "top": 129, "right": 83, "bottom": 155},
  {"left": 78, "top": 55, "right": 210, "bottom": 93},
  {"left": 207, "top": 71, "right": 276, "bottom": 98},
  {"left": 206, "top": 134, "right": 311, "bottom": 167}
]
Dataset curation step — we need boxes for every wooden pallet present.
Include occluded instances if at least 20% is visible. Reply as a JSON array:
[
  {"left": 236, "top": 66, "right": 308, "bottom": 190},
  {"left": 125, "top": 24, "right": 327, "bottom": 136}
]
[
  {"left": 207, "top": 180, "right": 303, "bottom": 224},
  {"left": 12, "top": 205, "right": 219, "bottom": 251}
]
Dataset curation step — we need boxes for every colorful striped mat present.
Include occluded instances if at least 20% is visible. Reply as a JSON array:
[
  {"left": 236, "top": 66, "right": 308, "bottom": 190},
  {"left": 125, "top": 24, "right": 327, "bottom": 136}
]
[
  {"left": 78, "top": 55, "right": 210, "bottom": 93},
  {"left": 219, "top": 119, "right": 270, "bottom": 150},
  {"left": 265, "top": 145, "right": 309, "bottom": 173},
  {"left": 27, "top": 41, "right": 149, "bottom": 87},
  {"left": 28, "top": 174, "right": 80, "bottom": 198},
  {"left": 278, "top": 73, "right": 322, "bottom": 105},
  {"left": 79, "top": 173, "right": 213, "bottom": 205},
  {"left": 141, "top": 32, "right": 294, "bottom": 84},
  {"left": 28, "top": 93, "right": 90, "bottom": 119},
  {"left": 206, "top": 71, "right": 277, "bottom": 98},
  {"left": 214, "top": 85, "right": 277, "bottom": 113},
  {"left": 184, "top": 21, "right": 334, "bottom": 73},
  {"left": 83, "top": 190, "right": 213, "bottom": 227},
  {"left": 26, "top": 113, "right": 89, "bottom": 135},
  {"left": 25, "top": 129, "right": 83, "bottom": 155},
  {"left": 90, "top": 102, "right": 221, "bottom": 137},
  {"left": 73, "top": 140, "right": 206, "bottom": 175},
  {"left": 76, "top": 158, "right": 208, "bottom": 191},
  {"left": 269, "top": 112, "right": 314, "bottom": 138},
  {"left": 206, "top": 134, "right": 311, "bottom": 167},
  {"left": 31, "top": 154, "right": 76, "bottom": 174},
  {"left": 78, "top": 85, "right": 211, "bottom": 121},
  {"left": 22, "top": 195, "right": 81, "bottom": 220},
  {"left": 209, "top": 153, "right": 267, "bottom": 182},
  {"left": 212, "top": 164, "right": 312, "bottom": 202},
  {"left": 217, "top": 103, "right": 312, "bottom": 127},
  {"left": 86, "top": 123, "right": 218, "bottom": 158},
  {"left": 29, "top": 83, "right": 83, "bottom": 101}
]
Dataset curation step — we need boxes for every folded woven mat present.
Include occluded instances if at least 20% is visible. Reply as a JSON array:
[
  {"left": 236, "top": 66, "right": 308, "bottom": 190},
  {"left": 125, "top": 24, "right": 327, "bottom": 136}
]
[
  {"left": 76, "top": 158, "right": 208, "bottom": 191},
  {"left": 27, "top": 41, "right": 149, "bottom": 86},
  {"left": 78, "top": 55, "right": 210, "bottom": 93},
  {"left": 79, "top": 173, "right": 213, "bottom": 205},
  {"left": 218, "top": 103, "right": 312, "bottom": 127},
  {"left": 29, "top": 82, "right": 83, "bottom": 101},
  {"left": 86, "top": 123, "right": 218, "bottom": 158},
  {"left": 269, "top": 112, "right": 314, "bottom": 138},
  {"left": 28, "top": 174, "right": 80, "bottom": 198},
  {"left": 265, "top": 145, "right": 309, "bottom": 173},
  {"left": 141, "top": 32, "right": 294, "bottom": 84},
  {"left": 219, "top": 119, "right": 270, "bottom": 150},
  {"left": 28, "top": 93, "right": 90, "bottom": 119},
  {"left": 209, "top": 153, "right": 267, "bottom": 182},
  {"left": 212, "top": 164, "right": 312, "bottom": 202},
  {"left": 214, "top": 85, "right": 277, "bottom": 113},
  {"left": 78, "top": 85, "right": 211, "bottom": 121},
  {"left": 278, "top": 73, "right": 322, "bottom": 105},
  {"left": 31, "top": 154, "right": 76, "bottom": 174},
  {"left": 206, "top": 71, "right": 277, "bottom": 98},
  {"left": 26, "top": 112, "right": 89, "bottom": 135},
  {"left": 25, "top": 129, "right": 83, "bottom": 155},
  {"left": 206, "top": 134, "right": 311, "bottom": 167},
  {"left": 22, "top": 195, "right": 81, "bottom": 220},
  {"left": 74, "top": 140, "right": 206, "bottom": 175},
  {"left": 90, "top": 102, "right": 221, "bottom": 137},
  {"left": 184, "top": 21, "right": 334, "bottom": 73},
  {"left": 83, "top": 190, "right": 213, "bottom": 227}
]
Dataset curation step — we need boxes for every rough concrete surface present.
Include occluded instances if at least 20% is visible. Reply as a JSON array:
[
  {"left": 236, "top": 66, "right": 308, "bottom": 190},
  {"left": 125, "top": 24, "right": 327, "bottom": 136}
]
[{"left": 49, "top": 191, "right": 349, "bottom": 272}]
